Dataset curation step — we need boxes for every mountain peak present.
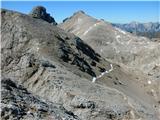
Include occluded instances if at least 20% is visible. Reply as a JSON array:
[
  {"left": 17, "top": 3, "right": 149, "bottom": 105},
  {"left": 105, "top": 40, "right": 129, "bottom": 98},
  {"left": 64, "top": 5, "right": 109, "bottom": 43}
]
[
  {"left": 62, "top": 10, "right": 87, "bottom": 23},
  {"left": 73, "top": 10, "right": 86, "bottom": 15}
]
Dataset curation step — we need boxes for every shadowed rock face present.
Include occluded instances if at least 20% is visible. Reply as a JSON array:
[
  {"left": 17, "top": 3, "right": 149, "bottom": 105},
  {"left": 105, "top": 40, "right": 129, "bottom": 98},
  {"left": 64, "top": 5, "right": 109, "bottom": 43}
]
[
  {"left": 29, "top": 6, "right": 57, "bottom": 25},
  {"left": 1, "top": 8, "right": 160, "bottom": 120}
]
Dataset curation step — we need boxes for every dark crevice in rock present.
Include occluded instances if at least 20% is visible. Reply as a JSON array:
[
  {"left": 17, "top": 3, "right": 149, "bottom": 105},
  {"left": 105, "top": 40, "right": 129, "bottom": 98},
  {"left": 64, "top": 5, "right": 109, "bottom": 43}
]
[
  {"left": 65, "top": 111, "right": 80, "bottom": 119},
  {"left": 99, "top": 67, "right": 106, "bottom": 72},
  {"left": 90, "top": 61, "right": 97, "bottom": 67},
  {"left": 74, "top": 101, "right": 95, "bottom": 109},
  {"left": 41, "top": 61, "right": 56, "bottom": 68},
  {"left": 27, "top": 68, "right": 39, "bottom": 79},
  {"left": 2, "top": 79, "right": 17, "bottom": 88}
]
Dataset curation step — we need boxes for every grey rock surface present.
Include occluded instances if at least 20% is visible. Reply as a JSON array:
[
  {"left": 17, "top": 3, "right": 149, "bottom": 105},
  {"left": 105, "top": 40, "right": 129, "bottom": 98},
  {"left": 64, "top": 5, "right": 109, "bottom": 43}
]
[
  {"left": 1, "top": 8, "right": 160, "bottom": 120},
  {"left": 1, "top": 78, "right": 80, "bottom": 120}
]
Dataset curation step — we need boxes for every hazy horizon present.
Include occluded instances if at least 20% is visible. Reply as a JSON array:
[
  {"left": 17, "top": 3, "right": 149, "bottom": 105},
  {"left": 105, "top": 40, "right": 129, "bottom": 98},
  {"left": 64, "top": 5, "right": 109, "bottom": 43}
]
[{"left": 1, "top": 1, "right": 159, "bottom": 23}]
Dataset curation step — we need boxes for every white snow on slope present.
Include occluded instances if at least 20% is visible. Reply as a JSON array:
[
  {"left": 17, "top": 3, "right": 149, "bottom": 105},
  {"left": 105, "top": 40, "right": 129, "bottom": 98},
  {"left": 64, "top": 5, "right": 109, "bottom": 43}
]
[
  {"left": 92, "top": 64, "right": 113, "bottom": 83},
  {"left": 147, "top": 80, "right": 152, "bottom": 84},
  {"left": 116, "top": 35, "right": 122, "bottom": 44},
  {"left": 83, "top": 22, "right": 101, "bottom": 36},
  {"left": 92, "top": 77, "right": 97, "bottom": 83},
  {"left": 83, "top": 26, "right": 93, "bottom": 36},
  {"left": 116, "top": 35, "right": 120, "bottom": 39},
  {"left": 115, "top": 27, "right": 126, "bottom": 35}
]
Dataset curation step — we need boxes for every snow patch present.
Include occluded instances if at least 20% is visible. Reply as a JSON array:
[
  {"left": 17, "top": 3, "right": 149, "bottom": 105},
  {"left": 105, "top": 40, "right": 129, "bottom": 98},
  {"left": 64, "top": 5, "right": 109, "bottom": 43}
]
[
  {"left": 83, "top": 26, "right": 93, "bottom": 36},
  {"left": 109, "top": 64, "right": 113, "bottom": 72},
  {"left": 115, "top": 27, "right": 126, "bottom": 34},
  {"left": 92, "top": 77, "right": 96, "bottom": 83},
  {"left": 92, "top": 64, "right": 113, "bottom": 83},
  {"left": 115, "top": 35, "right": 123, "bottom": 44},
  {"left": 147, "top": 80, "right": 151, "bottom": 84},
  {"left": 37, "top": 47, "right": 39, "bottom": 51},
  {"left": 27, "top": 111, "right": 31, "bottom": 115},
  {"left": 83, "top": 22, "right": 101, "bottom": 36}
]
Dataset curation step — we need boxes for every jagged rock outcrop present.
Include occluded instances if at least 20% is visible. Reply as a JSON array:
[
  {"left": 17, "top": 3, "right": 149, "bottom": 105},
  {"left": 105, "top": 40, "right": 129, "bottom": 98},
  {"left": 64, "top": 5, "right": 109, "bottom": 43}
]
[
  {"left": 29, "top": 6, "right": 57, "bottom": 25},
  {"left": 1, "top": 78, "right": 79, "bottom": 120},
  {"left": 1, "top": 8, "right": 159, "bottom": 120}
]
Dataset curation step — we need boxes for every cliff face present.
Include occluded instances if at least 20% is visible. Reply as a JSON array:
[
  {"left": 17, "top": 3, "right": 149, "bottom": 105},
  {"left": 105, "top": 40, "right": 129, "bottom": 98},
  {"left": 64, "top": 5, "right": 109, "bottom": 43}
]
[{"left": 1, "top": 8, "right": 159, "bottom": 120}]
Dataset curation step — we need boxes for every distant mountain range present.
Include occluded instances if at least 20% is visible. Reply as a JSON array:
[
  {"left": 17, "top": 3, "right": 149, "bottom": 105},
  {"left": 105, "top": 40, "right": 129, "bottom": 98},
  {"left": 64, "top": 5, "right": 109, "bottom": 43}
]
[{"left": 112, "top": 22, "right": 160, "bottom": 39}]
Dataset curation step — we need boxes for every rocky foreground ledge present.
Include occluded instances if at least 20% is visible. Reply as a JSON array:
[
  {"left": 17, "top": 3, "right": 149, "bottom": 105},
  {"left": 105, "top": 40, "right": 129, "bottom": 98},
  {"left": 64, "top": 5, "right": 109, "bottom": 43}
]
[{"left": 1, "top": 78, "right": 79, "bottom": 120}]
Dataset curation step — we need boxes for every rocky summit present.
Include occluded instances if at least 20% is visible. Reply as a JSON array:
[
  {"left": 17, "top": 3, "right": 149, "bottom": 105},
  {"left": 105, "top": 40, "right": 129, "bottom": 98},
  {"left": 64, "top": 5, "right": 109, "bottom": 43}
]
[
  {"left": 29, "top": 6, "right": 57, "bottom": 25},
  {"left": 1, "top": 7, "right": 160, "bottom": 120}
]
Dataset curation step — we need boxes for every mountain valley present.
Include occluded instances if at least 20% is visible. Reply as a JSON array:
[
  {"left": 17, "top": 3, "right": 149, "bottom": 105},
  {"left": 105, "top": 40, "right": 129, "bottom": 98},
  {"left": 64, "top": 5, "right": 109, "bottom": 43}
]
[{"left": 1, "top": 6, "right": 160, "bottom": 120}]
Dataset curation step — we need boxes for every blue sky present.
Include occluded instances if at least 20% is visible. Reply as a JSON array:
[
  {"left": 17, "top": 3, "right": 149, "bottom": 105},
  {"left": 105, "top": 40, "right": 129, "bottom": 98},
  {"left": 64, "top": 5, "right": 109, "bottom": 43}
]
[{"left": 1, "top": 1, "right": 159, "bottom": 23}]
